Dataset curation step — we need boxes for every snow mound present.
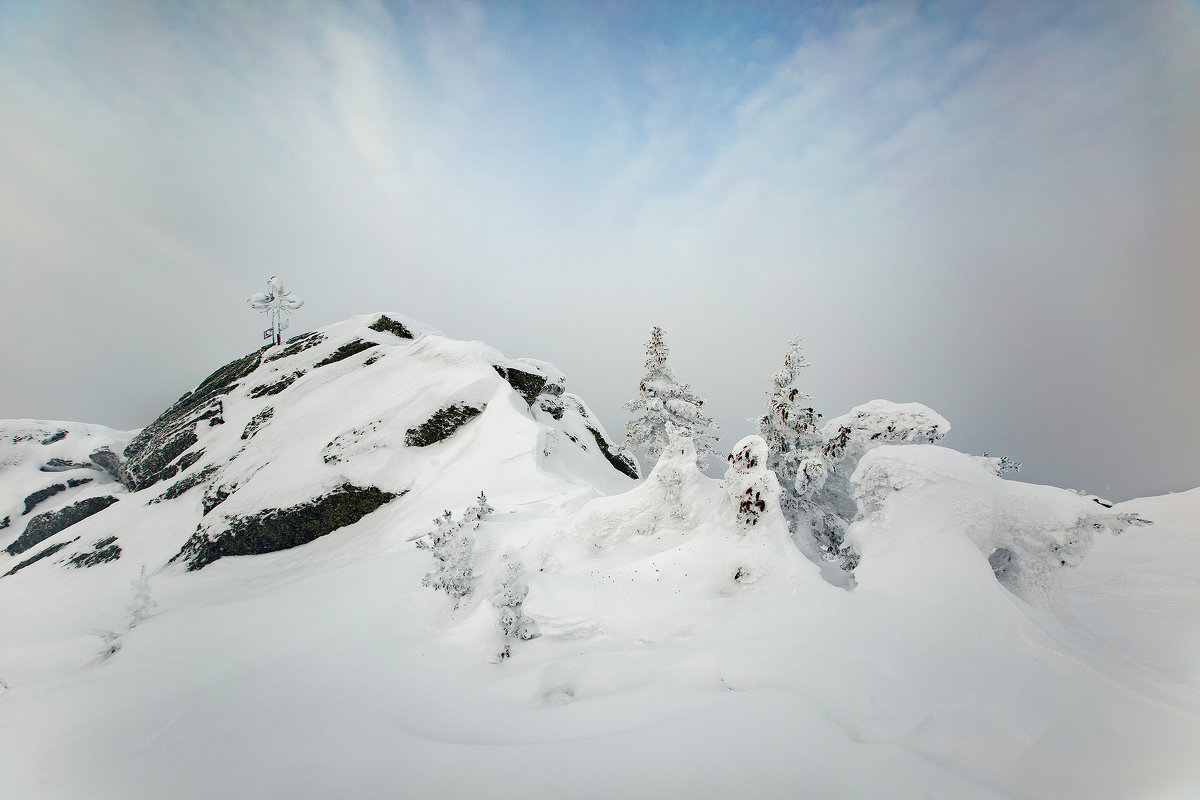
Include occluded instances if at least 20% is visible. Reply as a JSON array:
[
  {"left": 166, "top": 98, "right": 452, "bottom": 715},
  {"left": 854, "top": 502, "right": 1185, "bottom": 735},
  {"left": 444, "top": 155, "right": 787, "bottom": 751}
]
[{"left": 849, "top": 444, "right": 1152, "bottom": 610}]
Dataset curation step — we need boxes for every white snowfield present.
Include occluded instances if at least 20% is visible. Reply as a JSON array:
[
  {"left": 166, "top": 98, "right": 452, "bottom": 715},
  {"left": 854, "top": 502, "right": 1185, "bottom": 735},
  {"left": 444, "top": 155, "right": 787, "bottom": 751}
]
[{"left": 0, "top": 314, "right": 1197, "bottom": 800}]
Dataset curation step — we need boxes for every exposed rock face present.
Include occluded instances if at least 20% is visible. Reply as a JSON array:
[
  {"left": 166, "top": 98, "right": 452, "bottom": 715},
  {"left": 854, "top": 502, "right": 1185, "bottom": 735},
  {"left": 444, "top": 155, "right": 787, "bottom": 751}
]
[
  {"left": 586, "top": 425, "right": 639, "bottom": 479},
  {"left": 89, "top": 447, "right": 125, "bottom": 482},
  {"left": 6, "top": 496, "right": 120, "bottom": 555},
  {"left": 174, "top": 484, "right": 401, "bottom": 571},
  {"left": 4, "top": 537, "right": 79, "bottom": 577},
  {"left": 405, "top": 404, "right": 484, "bottom": 447},
  {"left": 241, "top": 408, "right": 273, "bottom": 441},
  {"left": 493, "top": 365, "right": 547, "bottom": 406},
  {"left": 23, "top": 483, "right": 66, "bottom": 515},
  {"left": 249, "top": 370, "right": 303, "bottom": 398},
  {"left": 122, "top": 348, "right": 266, "bottom": 491},
  {"left": 313, "top": 339, "right": 376, "bottom": 368},
  {"left": 66, "top": 536, "right": 121, "bottom": 568},
  {"left": 368, "top": 315, "right": 414, "bottom": 339},
  {"left": 151, "top": 466, "right": 218, "bottom": 504},
  {"left": 263, "top": 331, "right": 324, "bottom": 363},
  {"left": 39, "top": 458, "right": 94, "bottom": 473}
]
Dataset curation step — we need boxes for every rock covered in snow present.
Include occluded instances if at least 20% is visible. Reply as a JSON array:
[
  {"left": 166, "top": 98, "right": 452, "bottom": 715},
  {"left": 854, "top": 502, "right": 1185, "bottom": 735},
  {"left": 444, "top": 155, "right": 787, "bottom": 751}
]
[{"left": 848, "top": 444, "right": 1151, "bottom": 610}]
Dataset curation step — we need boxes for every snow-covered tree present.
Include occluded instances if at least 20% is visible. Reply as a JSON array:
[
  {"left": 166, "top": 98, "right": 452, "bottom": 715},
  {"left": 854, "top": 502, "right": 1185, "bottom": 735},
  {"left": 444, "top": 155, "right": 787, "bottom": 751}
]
[
  {"left": 416, "top": 510, "right": 475, "bottom": 605},
  {"left": 417, "top": 492, "right": 493, "bottom": 607},
  {"left": 491, "top": 556, "right": 538, "bottom": 661},
  {"left": 756, "top": 338, "right": 825, "bottom": 527},
  {"left": 128, "top": 565, "right": 156, "bottom": 628},
  {"left": 624, "top": 326, "right": 719, "bottom": 468},
  {"left": 463, "top": 491, "right": 494, "bottom": 525},
  {"left": 814, "top": 400, "right": 951, "bottom": 565},
  {"left": 92, "top": 565, "right": 156, "bottom": 659},
  {"left": 722, "top": 435, "right": 782, "bottom": 531}
]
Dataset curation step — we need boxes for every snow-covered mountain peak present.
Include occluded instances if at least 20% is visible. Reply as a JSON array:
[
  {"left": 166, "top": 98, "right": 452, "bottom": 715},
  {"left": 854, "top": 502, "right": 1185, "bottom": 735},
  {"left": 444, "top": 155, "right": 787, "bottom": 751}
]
[{"left": 0, "top": 313, "right": 637, "bottom": 582}]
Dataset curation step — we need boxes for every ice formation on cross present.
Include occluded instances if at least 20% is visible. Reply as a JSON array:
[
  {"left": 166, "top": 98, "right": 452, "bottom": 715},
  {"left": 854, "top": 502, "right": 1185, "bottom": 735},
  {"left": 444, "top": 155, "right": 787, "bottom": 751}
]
[{"left": 248, "top": 276, "right": 303, "bottom": 346}]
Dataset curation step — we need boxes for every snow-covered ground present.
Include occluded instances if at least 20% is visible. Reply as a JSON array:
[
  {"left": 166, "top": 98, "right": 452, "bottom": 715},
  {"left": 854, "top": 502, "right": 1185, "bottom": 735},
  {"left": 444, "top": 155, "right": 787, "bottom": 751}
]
[{"left": 0, "top": 314, "right": 1196, "bottom": 799}]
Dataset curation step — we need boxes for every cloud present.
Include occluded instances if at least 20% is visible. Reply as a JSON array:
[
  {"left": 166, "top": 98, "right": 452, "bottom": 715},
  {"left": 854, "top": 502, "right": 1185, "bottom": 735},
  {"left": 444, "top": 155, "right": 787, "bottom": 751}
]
[{"left": 1, "top": 0, "right": 1196, "bottom": 498}]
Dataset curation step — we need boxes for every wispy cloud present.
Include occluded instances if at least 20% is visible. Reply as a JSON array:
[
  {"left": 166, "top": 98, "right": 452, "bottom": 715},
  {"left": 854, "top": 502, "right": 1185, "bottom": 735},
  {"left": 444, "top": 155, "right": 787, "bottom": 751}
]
[{"left": 1, "top": 0, "right": 1196, "bottom": 497}]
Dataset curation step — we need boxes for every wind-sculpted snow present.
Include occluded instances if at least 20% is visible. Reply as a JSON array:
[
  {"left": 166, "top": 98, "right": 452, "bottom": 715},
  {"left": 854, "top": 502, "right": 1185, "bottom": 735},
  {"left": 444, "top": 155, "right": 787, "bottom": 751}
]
[
  {"left": 849, "top": 445, "right": 1152, "bottom": 610},
  {"left": 0, "top": 316, "right": 1198, "bottom": 800}
]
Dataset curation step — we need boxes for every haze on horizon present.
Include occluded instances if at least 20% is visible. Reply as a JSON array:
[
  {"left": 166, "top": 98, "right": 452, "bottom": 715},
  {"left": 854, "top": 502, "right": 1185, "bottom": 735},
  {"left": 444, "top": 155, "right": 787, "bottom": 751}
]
[{"left": 1, "top": 0, "right": 1197, "bottom": 500}]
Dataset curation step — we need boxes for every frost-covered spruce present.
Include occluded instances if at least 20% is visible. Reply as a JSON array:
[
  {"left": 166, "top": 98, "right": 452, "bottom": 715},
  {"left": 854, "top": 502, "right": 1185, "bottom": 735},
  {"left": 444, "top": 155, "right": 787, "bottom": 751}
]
[
  {"left": 756, "top": 339, "right": 825, "bottom": 531},
  {"left": 624, "top": 326, "right": 719, "bottom": 468},
  {"left": 417, "top": 492, "right": 493, "bottom": 606},
  {"left": 723, "top": 435, "right": 782, "bottom": 531},
  {"left": 127, "top": 565, "right": 156, "bottom": 628},
  {"left": 491, "top": 557, "right": 537, "bottom": 661},
  {"left": 463, "top": 490, "right": 494, "bottom": 525},
  {"left": 416, "top": 510, "right": 475, "bottom": 605}
]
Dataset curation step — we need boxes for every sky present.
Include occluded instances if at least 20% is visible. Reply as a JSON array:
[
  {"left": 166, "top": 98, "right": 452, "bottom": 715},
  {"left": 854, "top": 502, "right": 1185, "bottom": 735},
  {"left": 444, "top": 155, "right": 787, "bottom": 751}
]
[{"left": 1, "top": 0, "right": 1198, "bottom": 501}]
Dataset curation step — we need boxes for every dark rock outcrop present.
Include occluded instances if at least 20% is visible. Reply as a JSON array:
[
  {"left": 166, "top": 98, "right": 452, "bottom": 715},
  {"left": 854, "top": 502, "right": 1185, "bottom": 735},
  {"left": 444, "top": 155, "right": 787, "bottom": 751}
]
[
  {"left": 122, "top": 348, "right": 266, "bottom": 491},
  {"left": 151, "top": 465, "right": 218, "bottom": 504},
  {"left": 264, "top": 331, "right": 324, "bottom": 363},
  {"left": 314, "top": 339, "right": 376, "bottom": 368},
  {"left": 4, "top": 537, "right": 79, "bottom": 577},
  {"left": 66, "top": 536, "right": 122, "bottom": 568},
  {"left": 368, "top": 315, "right": 414, "bottom": 339},
  {"left": 241, "top": 408, "right": 273, "bottom": 441},
  {"left": 174, "top": 484, "right": 401, "bottom": 571},
  {"left": 405, "top": 404, "right": 484, "bottom": 447},
  {"left": 6, "top": 496, "right": 120, "bottom": 555},
  {"left": 249, "top": 370, "right": 304, "bottom": 398},
  {"left": 586, "top": 426, "right": 639, "bottom": 479},
  {"left": 493, "top": 365, "right": 547, "bottom": 406},
  {"left": 39, "top": 458, "right": 95, "bottom": 473},
  {"left": 88, "top": 447, "right": 125, "bottom": 482},
  {"left": 23, "top": 483, "right": 66, "bottom": 515}
]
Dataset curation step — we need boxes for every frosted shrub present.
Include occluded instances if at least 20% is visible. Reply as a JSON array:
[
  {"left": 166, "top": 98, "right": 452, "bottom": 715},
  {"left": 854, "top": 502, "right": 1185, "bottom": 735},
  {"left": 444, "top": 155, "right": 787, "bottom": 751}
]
[
  {"left": 463, "top": 491, "right": 494, "bottom": 525},
  {"left": 973, "top": 453, "right": 1021, "bottom": 476},
  {"left": 492, "top": 558, "right": 538, "bottom": 661},
  {"left": 417, "top": 492, "right": 493, "bottom": 607},
  {"left": 988, "top": 506, "right": 1151, "bottom": 608},
  {"left": 417, "top": 510, "right": 475, "bottom": 605}
]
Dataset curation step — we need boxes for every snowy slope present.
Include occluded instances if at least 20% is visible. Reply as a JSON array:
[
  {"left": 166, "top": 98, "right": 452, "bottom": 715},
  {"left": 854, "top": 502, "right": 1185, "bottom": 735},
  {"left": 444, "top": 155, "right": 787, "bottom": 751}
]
[{"left": 0, "top": 315, "right": 1198, "bottom": 800}]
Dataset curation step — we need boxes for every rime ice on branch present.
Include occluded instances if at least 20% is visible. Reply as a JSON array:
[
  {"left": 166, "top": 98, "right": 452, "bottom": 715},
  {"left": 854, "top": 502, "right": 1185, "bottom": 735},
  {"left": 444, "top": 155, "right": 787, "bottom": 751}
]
[{"left": 248, "top": 276, "right": 304, "bottom": 346}]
